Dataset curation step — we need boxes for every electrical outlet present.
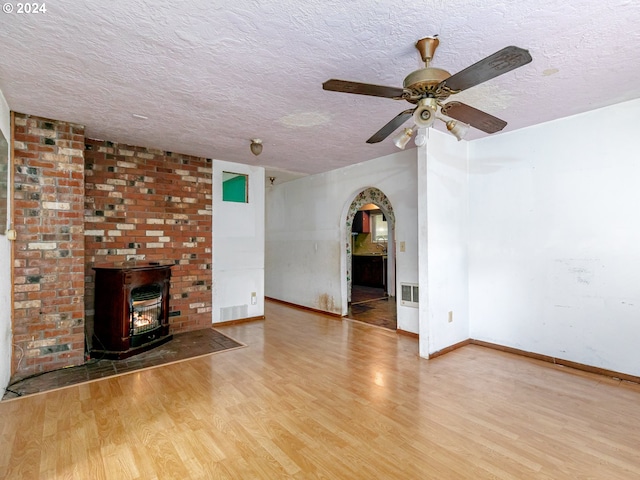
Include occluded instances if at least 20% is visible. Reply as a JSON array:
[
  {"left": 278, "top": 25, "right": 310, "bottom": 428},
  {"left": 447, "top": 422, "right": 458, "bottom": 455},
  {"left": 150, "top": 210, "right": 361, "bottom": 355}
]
[
  {"left": 251, "top": 292, "right": 257, "bottom": 305},
  {"left": 400, "top": 241, "right": 406, "bottom": 252},
  {"left": 448, "top": 311, "right": 453, "bottom": 323}
]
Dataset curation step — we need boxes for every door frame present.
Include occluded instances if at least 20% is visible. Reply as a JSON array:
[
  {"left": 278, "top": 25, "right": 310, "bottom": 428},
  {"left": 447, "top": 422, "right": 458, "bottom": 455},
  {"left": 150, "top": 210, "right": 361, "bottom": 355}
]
[{"left": 340, "top": 187, "right": 396, "bottom": 314}]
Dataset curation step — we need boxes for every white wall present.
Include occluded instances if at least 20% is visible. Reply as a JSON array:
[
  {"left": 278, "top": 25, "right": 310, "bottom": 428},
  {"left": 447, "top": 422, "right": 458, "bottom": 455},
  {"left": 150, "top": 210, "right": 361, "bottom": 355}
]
[
  {"left": 420, "top": 129, "right": 470, "bottom": 357},
  {"left": 468, "top": 98, "right": 640, "bottom": 376},
  {"left": 265, "top": 149, "right": 420, "bottom": 333},
  {"left": 212, "top": 161, "right": 265, "bottom": 323},
  {"left": 0, "top": 89, "right": 12, "bottom": 392}
]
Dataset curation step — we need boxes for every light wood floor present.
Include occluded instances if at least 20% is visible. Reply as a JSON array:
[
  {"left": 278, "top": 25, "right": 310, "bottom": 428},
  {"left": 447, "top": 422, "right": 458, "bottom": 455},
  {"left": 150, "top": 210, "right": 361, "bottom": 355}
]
[{"left": 2, "top": 301, "right": 640, "bottom": 479}]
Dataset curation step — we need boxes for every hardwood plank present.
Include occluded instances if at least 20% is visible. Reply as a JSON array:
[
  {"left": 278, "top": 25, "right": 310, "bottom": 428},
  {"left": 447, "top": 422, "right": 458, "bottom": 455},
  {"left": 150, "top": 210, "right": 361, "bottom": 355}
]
[{"left": 1, "top": 300, "right": 640, "bottom": 479}]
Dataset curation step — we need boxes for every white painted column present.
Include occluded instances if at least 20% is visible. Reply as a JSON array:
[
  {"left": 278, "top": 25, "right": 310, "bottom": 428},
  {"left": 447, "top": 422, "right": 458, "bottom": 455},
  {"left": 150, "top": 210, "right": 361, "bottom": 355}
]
[
  {"left": 417, "top": 129, "right": 430, "bottom": 358},
  {"left": 0, "top": 88, "right": 12, "bottom": 391}
]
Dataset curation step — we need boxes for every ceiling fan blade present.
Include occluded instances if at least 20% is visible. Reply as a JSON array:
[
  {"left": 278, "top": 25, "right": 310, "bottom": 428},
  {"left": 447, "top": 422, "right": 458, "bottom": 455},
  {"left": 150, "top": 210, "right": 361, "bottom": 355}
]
[
  {"left": 440, "top": 101, "right": 507, "bottom": 134},
  {"left": 366, "top": 109, "right": 414, "bottom": 144},
  {"left": 323, "top": 79, "right": 406, "bottom": 99},
  {"left": 439, "top": 46, "right": 532, "bottom": 92}
]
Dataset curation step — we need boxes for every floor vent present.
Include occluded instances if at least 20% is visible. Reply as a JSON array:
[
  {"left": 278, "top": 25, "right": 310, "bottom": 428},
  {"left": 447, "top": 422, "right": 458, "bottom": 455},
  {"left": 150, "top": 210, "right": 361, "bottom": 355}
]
[{"left": 400, "top": 283, "right": 419, "bottom": 307}]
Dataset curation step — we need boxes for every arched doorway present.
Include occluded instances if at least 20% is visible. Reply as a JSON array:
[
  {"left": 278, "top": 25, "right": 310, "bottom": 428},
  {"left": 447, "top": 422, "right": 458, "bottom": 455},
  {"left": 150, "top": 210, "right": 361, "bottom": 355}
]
[{"left": 344, "top": 187, "right": 397, "bottom": 329}]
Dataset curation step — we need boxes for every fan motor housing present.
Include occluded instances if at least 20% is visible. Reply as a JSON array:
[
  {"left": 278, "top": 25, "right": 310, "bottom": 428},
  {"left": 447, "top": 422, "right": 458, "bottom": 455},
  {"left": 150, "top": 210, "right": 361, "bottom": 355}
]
[{"left": 403, "top": 67, "right": 452, "bottom": 101}]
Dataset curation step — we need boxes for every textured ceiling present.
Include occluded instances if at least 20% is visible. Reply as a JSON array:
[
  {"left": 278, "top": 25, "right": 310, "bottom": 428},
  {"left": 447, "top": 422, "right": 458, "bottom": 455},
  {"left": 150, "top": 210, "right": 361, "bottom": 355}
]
[{"left": 1, "top": 0, "right": 639, "bottom": 179}]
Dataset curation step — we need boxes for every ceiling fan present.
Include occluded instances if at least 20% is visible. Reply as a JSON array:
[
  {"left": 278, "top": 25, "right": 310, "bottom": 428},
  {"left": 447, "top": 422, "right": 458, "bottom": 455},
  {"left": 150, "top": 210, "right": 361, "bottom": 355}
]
[{"left": 322, "top": 36, "right": 532, "bottom": 145}]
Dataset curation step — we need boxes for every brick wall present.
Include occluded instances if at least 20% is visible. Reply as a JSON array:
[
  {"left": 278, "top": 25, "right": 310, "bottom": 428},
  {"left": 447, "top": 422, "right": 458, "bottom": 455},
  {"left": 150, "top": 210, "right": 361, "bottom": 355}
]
[
  {"left": 12, "top": 113, "right": 86, "bottom": 378},
  {"left": 10, "top": 114, "right": 214, "bottom": 378},
  {"left": 84, "top": 139, "right": 213, "bottom": 349}
]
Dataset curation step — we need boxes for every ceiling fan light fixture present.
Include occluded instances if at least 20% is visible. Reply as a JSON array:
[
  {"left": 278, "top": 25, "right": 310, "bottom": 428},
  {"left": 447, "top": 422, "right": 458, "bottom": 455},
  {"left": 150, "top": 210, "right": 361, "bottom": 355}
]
[
  {"left": 250, "top": 138, "right": 263, "bottom": 156},
  {"left": 393, "top": 126, "right": 415, "bottom": 150},
  {"left": 446, "top": 120, "right": 470, "bottom": 141},
  {"left": 413, "top": 98, "right": 438, "bottom": 128},
  {"left": 322, "top": 37, "right": 532, "bottom": 146}
]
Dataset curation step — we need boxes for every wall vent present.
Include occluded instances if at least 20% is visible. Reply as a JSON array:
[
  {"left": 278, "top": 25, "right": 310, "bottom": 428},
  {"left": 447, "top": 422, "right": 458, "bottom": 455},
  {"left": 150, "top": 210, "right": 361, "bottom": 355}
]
[
  {"left": 400, "top": 283, "right": 419, "bottom": 307},
  {"left": 220, "top": 304, "right": 249, "bottom": 321}
]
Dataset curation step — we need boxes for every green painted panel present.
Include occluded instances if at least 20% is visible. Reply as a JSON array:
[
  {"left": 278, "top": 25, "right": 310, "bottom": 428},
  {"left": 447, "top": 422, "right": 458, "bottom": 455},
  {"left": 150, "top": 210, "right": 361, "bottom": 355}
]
[{"left": 222, "top": 172, "right": 248, "bottom": 203}]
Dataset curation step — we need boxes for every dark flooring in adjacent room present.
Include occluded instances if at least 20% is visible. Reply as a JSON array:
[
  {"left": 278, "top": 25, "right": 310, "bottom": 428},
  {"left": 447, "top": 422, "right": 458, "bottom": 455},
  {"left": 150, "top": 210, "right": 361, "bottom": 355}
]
[
  {"left": 348, "top": 285, "right": 397, "bottom": 330},
  {"left": 2, "top": 328, "right": 244, "bottom": 400}
]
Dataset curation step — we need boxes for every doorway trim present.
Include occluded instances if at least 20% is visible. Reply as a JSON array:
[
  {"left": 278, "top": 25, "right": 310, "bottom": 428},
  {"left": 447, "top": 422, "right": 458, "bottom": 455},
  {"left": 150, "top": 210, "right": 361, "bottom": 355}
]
[{"left": 342, "top": 187, "right": 396, "bottom": 311}]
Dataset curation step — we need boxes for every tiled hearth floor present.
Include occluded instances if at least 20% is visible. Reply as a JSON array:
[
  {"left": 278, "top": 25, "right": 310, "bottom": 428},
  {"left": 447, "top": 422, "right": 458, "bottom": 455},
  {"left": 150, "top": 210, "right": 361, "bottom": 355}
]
[
  {"left": 348, "top": 285, "right": 397, "bottom": 330},
  {"left": 3, "top": 328, "right": 244, "bottom": 401}
]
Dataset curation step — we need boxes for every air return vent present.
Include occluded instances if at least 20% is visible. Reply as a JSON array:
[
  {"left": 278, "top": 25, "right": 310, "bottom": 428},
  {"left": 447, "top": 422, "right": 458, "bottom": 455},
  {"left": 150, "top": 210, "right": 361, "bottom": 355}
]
[
  {"left": 220, "top": 305, "right": 249, "bottom": 321},
  {"left": 400, "top": 283, "right": 419, "bottom": 307}
]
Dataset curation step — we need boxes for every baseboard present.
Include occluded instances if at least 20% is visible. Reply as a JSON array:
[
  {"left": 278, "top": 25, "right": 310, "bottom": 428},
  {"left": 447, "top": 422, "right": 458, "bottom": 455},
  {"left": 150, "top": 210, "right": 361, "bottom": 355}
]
[
  {"left": 471, "top": 339, "right": 640, "bottom": 385},
  {"left": 214, "top": 315, "right": 265, "bottom": 327},
  {"left": 396, "top": 329, "right": 419, "bottom": 339},
  {"left": 426, "top": 337, "right": 640, "bottom": 384},
  {"left": 265, "top": 297, "right": 342, "bottom": 318},
  {"left": 429, "top": 338, "right": 471, "bottom": 359},
  {"left": 261, "top": 299, "right": 640, "bottom": 384}
]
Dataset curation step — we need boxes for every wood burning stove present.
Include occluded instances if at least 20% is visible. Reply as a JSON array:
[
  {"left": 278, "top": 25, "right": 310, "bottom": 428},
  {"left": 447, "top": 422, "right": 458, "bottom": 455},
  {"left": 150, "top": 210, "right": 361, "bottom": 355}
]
[{"left": 92, "top": 262, "right": 173, "bottom": 359}]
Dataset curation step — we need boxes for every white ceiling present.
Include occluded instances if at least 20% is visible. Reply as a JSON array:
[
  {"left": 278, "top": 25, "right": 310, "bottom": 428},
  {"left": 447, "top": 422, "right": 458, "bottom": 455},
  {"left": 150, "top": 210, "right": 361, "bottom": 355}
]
[{"left": 1, "top": 0, "right": 639, "bottom": 181}]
